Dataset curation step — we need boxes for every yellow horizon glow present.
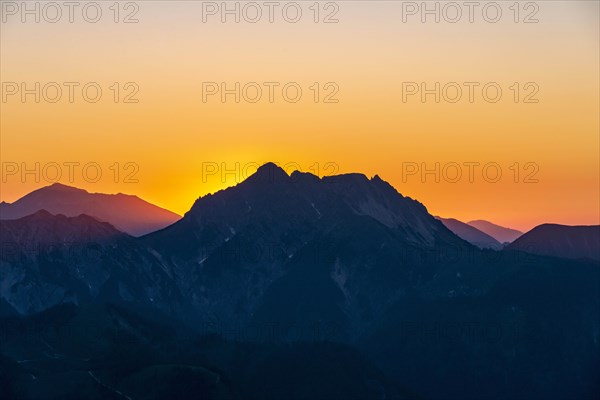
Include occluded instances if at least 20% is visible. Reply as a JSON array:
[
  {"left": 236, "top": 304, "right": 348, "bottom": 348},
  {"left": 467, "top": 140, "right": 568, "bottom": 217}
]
[{"left": 1, "top": 1, "right": 598, "bottom": 232}]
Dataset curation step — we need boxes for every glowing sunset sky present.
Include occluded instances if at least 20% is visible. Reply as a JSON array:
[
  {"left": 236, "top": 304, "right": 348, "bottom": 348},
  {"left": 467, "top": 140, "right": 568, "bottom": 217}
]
[{"left": 1, "top": 1, "right": 598, "bottom": 231}]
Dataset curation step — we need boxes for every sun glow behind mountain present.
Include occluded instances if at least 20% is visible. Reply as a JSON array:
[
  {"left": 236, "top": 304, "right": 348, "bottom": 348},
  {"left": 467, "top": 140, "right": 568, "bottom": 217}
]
[{"left": 1, "top": 1, "right": 598, "bottom": 231}]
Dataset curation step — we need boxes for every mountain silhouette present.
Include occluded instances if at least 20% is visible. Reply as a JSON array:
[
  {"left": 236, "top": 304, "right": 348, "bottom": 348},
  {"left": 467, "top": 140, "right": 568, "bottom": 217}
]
[
  {"left": 0, "top": 209, "right": 122, "bottom": 244},
  {"left": 142, "top": 162, "right": 471, "bottom": 335},
  {"left": 0, "top": 183, "right": 180, "bottom": 236},
  {"left": 146, "top": 162, "right": 463, "bottom": 249},
  {"left": 507, "top": 223, "right": 600, "bottom": 260},
  {"left": 467, "top": 219, "right": 523, "bottom": 243},
  {"left": 1, "top": 162, "right": 599, "bottom": 400},
  {"left": 435, "top": 216, "right": 503, "bottom": 249}
]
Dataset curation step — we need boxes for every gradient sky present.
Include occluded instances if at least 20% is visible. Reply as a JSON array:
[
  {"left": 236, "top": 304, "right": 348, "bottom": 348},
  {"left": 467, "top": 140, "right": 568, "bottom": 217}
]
[{"left": 1, "top": 1, "right": 598, "bottom": 231}]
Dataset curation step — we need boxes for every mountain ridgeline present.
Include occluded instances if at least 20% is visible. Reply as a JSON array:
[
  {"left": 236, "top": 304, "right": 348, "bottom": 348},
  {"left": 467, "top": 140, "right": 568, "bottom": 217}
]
[
  {"left": 0, "top": 183, "right": 181, "bottom": 236},
  {"left": 1, "top": 163, "right": 599, "bottom": 400},
  {"left": 436, "top": 216, "right": 503, "bottom": 250},
  {"left": 507, "top": 223, "right": 600, "bottom": 260},
  {"left": 467, "top": 219, "right": 524, "bottom": 244},
  {"left": 0, "top": 210, "right": 182, "bottom": 316}
]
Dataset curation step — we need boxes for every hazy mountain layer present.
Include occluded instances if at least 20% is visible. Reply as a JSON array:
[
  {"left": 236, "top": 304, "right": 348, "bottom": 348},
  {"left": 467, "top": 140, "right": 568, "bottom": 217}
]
[{"left": 0, "top": 183, "right": 180, "bottom": 236}]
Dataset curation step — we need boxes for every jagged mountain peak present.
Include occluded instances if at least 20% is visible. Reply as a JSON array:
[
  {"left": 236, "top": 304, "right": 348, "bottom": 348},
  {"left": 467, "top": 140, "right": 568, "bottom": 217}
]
[
  {"left": 243, "top": 162, "right": 290, "bottom": 184},
  {"left": 150, "top": 162, "right": 464, "bottom": 265},
  {"left": 290, "top": 169, "right": 321, "bottom": 183}
]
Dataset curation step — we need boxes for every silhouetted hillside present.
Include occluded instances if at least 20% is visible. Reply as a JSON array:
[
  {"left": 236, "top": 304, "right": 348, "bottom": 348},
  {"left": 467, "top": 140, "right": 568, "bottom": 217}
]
[
  {"left": 0, "top": 183, "right": 180, "bottom": 236},
  {"left": 467, "top": 220, "right": 523, "bottom": 243},
  {"left": 436, "top": 217, "right": 502, "bottom": 249},
  {"left": 507, "top": 224, "right": 600, "bottom": 260}
]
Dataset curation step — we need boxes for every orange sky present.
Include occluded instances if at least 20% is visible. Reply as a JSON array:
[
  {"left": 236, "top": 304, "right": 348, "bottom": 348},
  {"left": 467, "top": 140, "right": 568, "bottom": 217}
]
[{"left": 1, "top": 1, "right": 598, "bottom": 231}]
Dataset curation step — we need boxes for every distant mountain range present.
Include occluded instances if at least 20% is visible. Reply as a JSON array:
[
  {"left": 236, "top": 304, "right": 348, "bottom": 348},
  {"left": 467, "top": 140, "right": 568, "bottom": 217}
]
[
  {"left": 435, "top": 217, "right": 502, "bottom": 249},
  {"left": 507, "top": 223, "right": 600, "bottom": 261},
  {"left": 1, "top": 163, "right": 599, "bottom": 399},
  {"left": 436, "top": 217, "right": 526, "bottom": 249},
  {"left": 467, "top": 219, "right": 523, "bottom": 243},
  {"left": 0, "top": 183, "right": 180, "bottom": 236}
]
